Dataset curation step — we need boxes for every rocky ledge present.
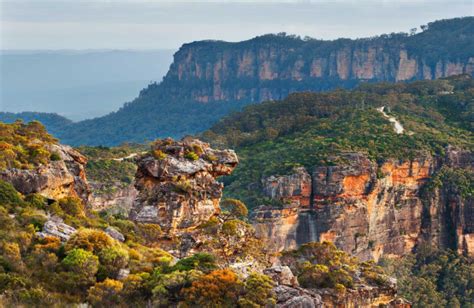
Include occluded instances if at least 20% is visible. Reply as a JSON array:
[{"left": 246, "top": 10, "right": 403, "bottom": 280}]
[
  {"left": 129, "top": 137, "right": 238, "bottom": 232},
  {"left": 0, "top": 144, "right": 90, "bottom": 203}
]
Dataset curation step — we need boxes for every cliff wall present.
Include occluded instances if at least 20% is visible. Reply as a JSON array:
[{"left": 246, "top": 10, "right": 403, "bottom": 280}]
[
  {"left": 253, "top": 148, "right": 473, "bottom": 260},
  {"left": 161, "top": 34, "right": 474, "bottom": 104}
]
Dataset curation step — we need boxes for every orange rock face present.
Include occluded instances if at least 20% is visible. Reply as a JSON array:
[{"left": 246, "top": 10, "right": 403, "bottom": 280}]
[
  {"left": 166, "top": 37, "right": 474, "bottom": 104},
  {"left": 253, "top": 149, "right": 474, "bottom": 260}
]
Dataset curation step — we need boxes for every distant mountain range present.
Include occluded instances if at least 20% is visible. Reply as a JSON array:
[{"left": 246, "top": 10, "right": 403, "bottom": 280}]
[{"left": 1, "top": 17, "right": 473, "bottom": 146}]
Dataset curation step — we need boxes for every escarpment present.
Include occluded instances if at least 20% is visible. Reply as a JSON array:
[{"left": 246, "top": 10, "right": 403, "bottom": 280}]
[
  {"left": 167, "top": 45, "right": 473, "bottom": 104},
  {"left": 253, "top": 148, "right": 474, "bottom": 260},
  {"left": 162, "top": 18, "right": 474, "bottom": 104},
  {"left": 129, "top": 138, "right": 238, "bottom": 232}
]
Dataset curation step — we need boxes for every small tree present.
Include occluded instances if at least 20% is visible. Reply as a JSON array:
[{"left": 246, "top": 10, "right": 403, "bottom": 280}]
[
  {"left": 239, "top": 272, "right": 276, "bottom": 307},
  {"left": 65, "top": 229, "right": 114, "bottom": 254},
  {"left": 87, "top": 278, "right": 123, "bottom": 307},
  {"left": 61, "top": 248, "right": 99, "bottom": 277},
  {"left": 59, "top": 248, "right": 99, "bottom": 292},
  {"left": 220, "top": 198, "right": 248, "bottom": 220},
  {"left": 182, "top": 269, "right": 242, "bottom": 307}
]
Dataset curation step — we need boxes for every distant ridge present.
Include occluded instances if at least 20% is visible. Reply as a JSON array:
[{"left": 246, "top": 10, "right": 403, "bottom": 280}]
[{"left": 3, "top": 17, "right": 473, "bottom": 146}]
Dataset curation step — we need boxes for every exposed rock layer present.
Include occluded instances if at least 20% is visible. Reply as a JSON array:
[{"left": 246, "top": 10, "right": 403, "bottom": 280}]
[
  {"left": 129, "top": 138, "right": 238, "bottom": 232},
  {"left": 253, "top": 148, "right": 473, "bottom": 260},
  {"left": 88, "top": 182, "right": 138, "bottom": 214},
  {"left": 0, "top": 144, "right": 90, "bottom": 203},
  {"left": 164, "top": 34, "right": 474, "bottom": 104}
]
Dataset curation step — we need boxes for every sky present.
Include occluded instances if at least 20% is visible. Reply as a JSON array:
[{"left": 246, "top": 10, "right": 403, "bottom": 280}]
[{"left": 1, "top": 0, "right": 473, "bottom": 50}]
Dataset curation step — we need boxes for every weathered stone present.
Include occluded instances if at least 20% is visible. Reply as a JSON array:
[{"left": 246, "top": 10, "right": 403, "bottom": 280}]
[
  {"left": 116, "top": 268, "right": 130, "bottom": 280},
  {"left": 36, "top": 216, "right": 76, "bottom": 242},
  {"left": 89, "top": 183, "right": 138, "bottom": 214},
  {"left": 129, "top": 138, "right": 238, "bottom": 233},
  {"left": 263, "top": 265, "right": 299, "bottom": 287},
  {"left": 253, "top": 148, "right": 474, "bottom": 260},
  {"left": 262, "top": 167, "right": 311, "bottom": 207},
  {"left": 105, "top": 226, "right": 125, "bottom": 242},
  {"left": 0, "top": 144, "right": 90, "bottom": 203},
  {"left": 274, "top": 285, "right": 322, "bottom": 308}
]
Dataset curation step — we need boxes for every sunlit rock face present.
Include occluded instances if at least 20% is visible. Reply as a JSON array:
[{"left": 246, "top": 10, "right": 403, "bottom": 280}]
[
  {"left": 165, "top": 36, "right": 474, "bottom": 104},
  {"left": 88, "top": 183, "right": 138, "bottom": 214},
  {"left": 0, "top": 144, "right": 90, "bottom": 203},
  {"left": 253, "top": 148, "right": 474, "bottom": 260},
  {"left": 129, "top": 138, "right": 238, "bottom": 233}
]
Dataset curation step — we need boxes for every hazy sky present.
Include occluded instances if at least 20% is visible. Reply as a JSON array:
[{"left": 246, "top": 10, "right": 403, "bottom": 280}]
[{"left": 1, "top": 0, "right": 473, "bottom": 50}]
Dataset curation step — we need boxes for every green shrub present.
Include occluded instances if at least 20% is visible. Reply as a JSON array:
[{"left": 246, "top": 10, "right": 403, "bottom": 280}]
[
  {"left": 65, "top": 229, "right": 114, "bottom": 254},
  {"left": 49, "top": 152, "right": 61, "bottom": 161},
  {"left": 136, "top": 223, "right": 162, "bottom": 244},
  {"left": 98, "top": 246, "right": 129, "bottom": 279},
  {"left": 172, "top": 253, "right": 217, "bottom": 273},
  {"left": 184, "top": 151, "right": 199, "bottom": 161},
  {"left": 152, "top": 150, "right": 167, "bottom": 160},
  {"left": 55, "top": 197, "right": 85, "bottom": 217},
  {"left": 221, "top": 220, "right": 239, "bottom": 236},
  {"left": 239, "top": 273, "right": 276, "bottom": 307},
  {"left": 198, "top": 217, "right": 220, "bottom": 234},
  {"left": 0, "top": 180, "right": 24, "bottom": 207},
  {"left": 24, "top": 194, "right": 48, "bottom": 209},
  {"left": 62, "top": 248, "right": 99, "bottom": 276}
]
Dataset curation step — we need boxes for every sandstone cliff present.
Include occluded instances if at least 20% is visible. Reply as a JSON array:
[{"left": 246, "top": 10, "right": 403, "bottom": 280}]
[
  {"left": 129, "top": 138, "right": 238, "bottom": 232},
  {"left": 253, "top": 148, "right": 473, "bottom": 260},
  {"left": 0, "top": 143, "right": 90, "bottom": 203},
  {"left": 161, "top": 18, "right": 474, "bottom": 104}
]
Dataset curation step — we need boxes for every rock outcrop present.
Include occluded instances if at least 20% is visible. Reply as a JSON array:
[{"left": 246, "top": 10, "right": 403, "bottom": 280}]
[
  {"left": 0, "top": 144, "right": 90, "bottom": 203},
  {"left": 36, "top": 216, "right": 77, "bottom": 242},
  {"left": 268, "top": 264, "right": 409, "bottom": 308},
  {"left": 253, "top": 148, "right": 474, "bottom": 260},
  {"left": 129, "top": 138, "right": 238, "bottom": 232}
]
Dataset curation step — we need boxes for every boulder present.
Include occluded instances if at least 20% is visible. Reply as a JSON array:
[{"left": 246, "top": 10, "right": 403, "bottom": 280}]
[
  {"left": 264, "top": 265, "right": 299, "bottom": 287},
  {"left": 105, "top": 226, "right": 125, "bottom": 242},
  {"left": 36, "top": 216, "right": 76, "bottom": 242}
]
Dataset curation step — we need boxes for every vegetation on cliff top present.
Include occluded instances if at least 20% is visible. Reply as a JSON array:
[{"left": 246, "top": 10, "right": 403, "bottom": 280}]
[
  {"left": 0, "top": 121, "right": 59, "bottom": 170},
  {"left": 203, "top": 75, "right": 473, "bottom": 208}
]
